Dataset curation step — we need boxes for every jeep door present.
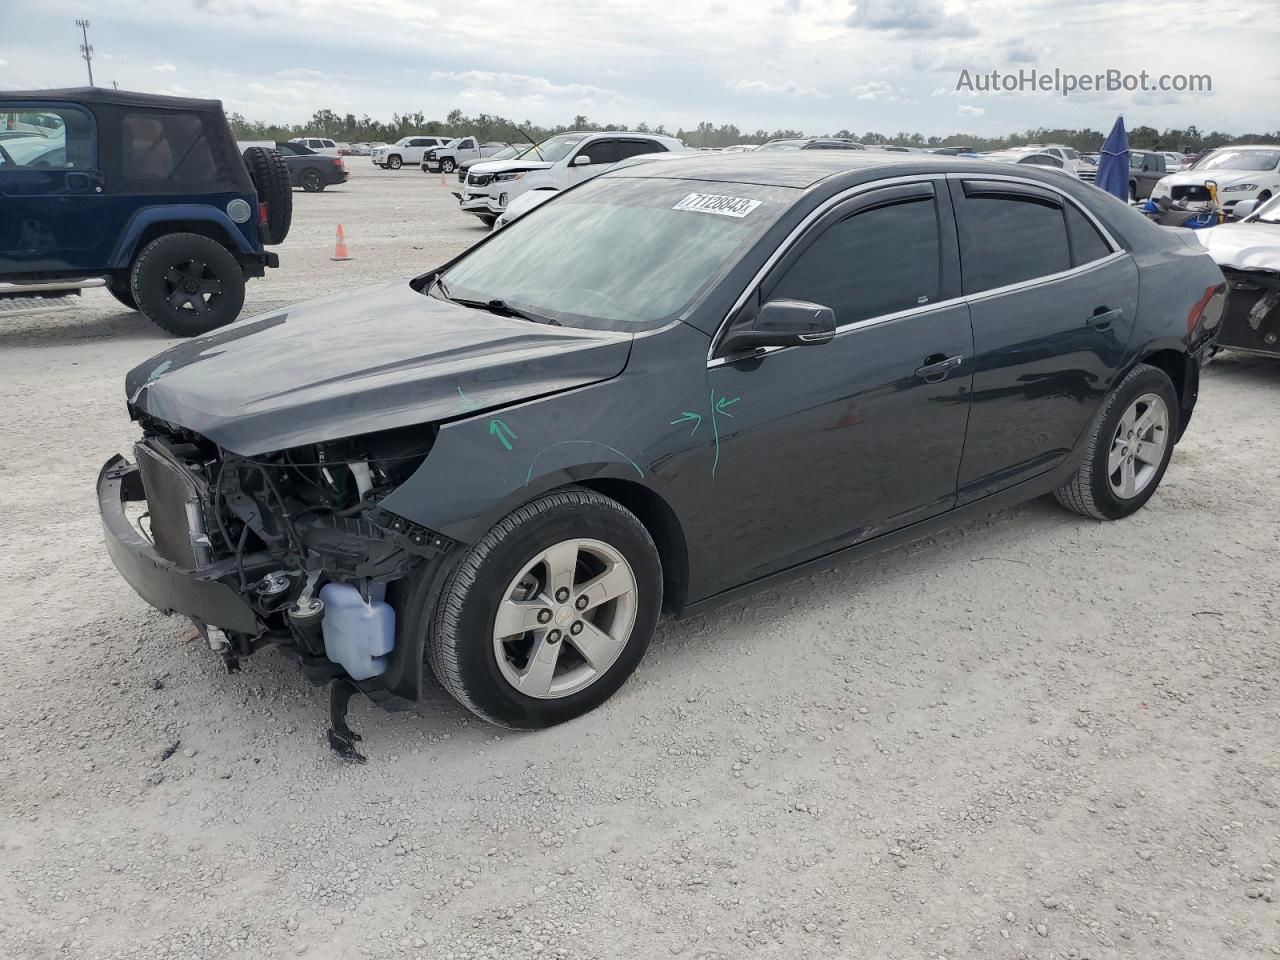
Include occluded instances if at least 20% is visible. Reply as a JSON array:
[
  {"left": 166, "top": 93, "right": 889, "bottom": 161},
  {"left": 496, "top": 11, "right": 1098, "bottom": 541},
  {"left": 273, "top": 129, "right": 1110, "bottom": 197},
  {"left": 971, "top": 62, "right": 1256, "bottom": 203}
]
[
  {"left": 706, "top": 179, "right": 973, "bottom": 587},
  {"left": 0, "top": 102, "right": 106, "bottom": 275},
  {"left": 948, "top": 176, "right": 1137, "bottom": 502}
]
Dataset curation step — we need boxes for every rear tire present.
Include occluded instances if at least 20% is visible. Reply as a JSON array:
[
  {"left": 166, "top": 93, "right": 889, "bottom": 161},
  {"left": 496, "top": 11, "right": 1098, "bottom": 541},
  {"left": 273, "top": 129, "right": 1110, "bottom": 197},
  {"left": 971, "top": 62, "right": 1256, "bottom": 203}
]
[
  {"left": 130, "top": 233, "right": 246, "bottom": 337},
  {"left": 1053, "top": 363, "right": 1180, "bottom": 520},
  {"left": 427, "top": 487, "right": 662, "bottom": 729},
  {"left": 241, "top": 146, "right": 292, "bottom": 244},
  {"left": 300, "top": 168, "right": 326, "bottom": 193}
]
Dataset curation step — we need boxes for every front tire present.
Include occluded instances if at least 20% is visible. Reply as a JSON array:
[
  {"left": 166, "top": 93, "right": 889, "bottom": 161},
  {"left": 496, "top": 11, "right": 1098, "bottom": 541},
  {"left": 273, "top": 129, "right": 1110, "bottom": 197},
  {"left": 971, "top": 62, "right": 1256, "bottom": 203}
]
[
  {"left": 441, "top": 158, "right": 456, "bottom": 173},
  {"left": 428, "top": 488, "right": 662, "bottom": 729},
  {"left": 387, "top": 155, "right": 402, "bottom": 170},
  {"left": 1054, "top": 363, "right": 1180, "bottom": 520},
  {"left": 107, "top": 280, "right": 137, "bottom": 311},
  {"left": 129, "top": 233, "right": 246, "bottom": 337}
]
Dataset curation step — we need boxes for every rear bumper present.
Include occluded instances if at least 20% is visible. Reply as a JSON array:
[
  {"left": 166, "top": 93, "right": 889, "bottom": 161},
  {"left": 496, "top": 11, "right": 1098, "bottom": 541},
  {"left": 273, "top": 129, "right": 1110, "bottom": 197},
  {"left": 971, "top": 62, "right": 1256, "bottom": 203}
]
[{"left": 98, "top": 455, "right": 260, "bottom": 635}]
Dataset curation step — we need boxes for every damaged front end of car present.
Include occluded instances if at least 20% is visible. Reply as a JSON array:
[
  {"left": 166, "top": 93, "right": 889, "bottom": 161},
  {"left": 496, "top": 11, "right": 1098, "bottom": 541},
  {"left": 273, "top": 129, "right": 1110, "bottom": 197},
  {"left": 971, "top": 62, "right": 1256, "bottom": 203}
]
[{"left": 98, "top": 415, "right": 455, "bottom": 758}]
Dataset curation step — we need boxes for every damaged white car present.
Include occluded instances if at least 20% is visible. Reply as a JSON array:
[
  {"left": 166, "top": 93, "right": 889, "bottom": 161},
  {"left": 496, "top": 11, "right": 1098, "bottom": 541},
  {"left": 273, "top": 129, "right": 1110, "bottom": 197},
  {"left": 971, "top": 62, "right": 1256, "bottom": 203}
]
[{"left": 1198, "top": 193, "right": 1280, "bottom": 357}]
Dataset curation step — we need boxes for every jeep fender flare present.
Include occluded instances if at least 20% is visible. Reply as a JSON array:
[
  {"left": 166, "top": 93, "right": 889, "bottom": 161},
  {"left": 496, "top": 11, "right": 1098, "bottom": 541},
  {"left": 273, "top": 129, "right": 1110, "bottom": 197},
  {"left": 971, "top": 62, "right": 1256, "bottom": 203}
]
[{"left": 108, "top": 206, "right": 255, "bottom": 270}]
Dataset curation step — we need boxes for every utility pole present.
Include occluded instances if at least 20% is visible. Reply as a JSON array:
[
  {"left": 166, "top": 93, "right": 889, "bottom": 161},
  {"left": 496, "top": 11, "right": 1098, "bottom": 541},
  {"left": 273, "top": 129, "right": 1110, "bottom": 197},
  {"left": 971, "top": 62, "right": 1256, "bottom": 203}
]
[{"left": 76, "top": 19, "right": 94, "bottom": 86}]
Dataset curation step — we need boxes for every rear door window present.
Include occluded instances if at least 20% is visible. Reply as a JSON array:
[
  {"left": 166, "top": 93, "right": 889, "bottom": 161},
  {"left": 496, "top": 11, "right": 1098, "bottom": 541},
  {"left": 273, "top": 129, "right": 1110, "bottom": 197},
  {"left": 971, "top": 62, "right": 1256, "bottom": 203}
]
[
  {"left": 617, "top": 139, "right": 665, "bottom": 160},
  {"left": 122, "top": 112, "right": 217, "bottom": 181},
  {"left": 768, "top": 194, "right": 942, "bottom": 325},
  {"left": 955, "top": 190, "right": 1071, "bottom": 293},
  {"left": 1064, "top": 203, "right": 1112, "bottom": 266}
]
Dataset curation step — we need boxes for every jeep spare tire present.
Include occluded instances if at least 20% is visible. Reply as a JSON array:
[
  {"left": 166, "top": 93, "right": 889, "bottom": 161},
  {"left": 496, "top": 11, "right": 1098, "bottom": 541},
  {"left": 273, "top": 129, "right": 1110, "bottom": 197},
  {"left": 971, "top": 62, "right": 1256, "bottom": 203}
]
[
  {"left": 130, "top": 233, "right": 246, "bottom": 337},
  {"left": 241, "top": 146, "right": 292, "bottom": 245}
]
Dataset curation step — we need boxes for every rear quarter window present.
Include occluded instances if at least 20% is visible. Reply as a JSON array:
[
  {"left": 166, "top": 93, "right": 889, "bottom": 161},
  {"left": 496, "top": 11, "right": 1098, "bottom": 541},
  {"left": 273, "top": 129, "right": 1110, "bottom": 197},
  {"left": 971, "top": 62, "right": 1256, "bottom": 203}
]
[{"left": 122, "top": 112, "right": 217, "bottom": 181}]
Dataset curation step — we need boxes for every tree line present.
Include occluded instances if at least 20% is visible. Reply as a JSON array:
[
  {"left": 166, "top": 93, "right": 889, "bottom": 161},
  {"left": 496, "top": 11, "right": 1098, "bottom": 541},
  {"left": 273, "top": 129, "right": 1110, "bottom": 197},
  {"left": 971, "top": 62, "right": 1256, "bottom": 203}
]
[{"left": 228, "top": 109, "right": 1280, "bottom": 153}]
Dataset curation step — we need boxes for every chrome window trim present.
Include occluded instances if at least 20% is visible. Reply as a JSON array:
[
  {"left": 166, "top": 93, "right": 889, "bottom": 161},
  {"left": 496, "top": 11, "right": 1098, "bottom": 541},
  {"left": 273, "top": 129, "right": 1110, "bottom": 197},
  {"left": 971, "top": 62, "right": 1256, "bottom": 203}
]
[{"left": 707, "top": 171, "right": 1125, "bottom": 368}]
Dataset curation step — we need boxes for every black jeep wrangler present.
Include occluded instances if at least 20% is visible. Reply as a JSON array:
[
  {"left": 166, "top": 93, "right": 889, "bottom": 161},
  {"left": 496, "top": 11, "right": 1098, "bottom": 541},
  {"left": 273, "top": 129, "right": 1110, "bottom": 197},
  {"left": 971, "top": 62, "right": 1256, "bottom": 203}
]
[{"left": 0, "top": 88, "right": 292, "bottom": 336}]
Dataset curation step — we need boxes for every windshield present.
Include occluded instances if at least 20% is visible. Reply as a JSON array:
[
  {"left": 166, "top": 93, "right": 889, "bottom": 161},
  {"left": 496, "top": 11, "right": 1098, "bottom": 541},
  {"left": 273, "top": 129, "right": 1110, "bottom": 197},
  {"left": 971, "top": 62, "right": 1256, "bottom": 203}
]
[
  {"left": 1195, "top": 149, "right": 1280, "bottom": 172},
  {"left": 443, "top": 138, "right": 462, "bottom": 149},
  {"left": 437, "top": 176, "right": 794, "bottom": 330},
  {"left": 491, "top": 144, "right": 526, "bottom": 160},
  {"left": 757, "top": 139, "right": 807, "bottom": 151},
  {"left": 518, "top": 133, "right": 587, "bottom": 163}
]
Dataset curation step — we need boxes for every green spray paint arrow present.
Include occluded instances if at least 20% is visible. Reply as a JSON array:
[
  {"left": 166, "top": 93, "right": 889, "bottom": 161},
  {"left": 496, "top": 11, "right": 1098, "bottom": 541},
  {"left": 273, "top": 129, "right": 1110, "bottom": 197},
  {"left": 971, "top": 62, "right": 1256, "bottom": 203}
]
[
  {"left": 670, "top": 411, "right": 703, "bottom": 435},
  {"left": 489, "top": 419, "right": 517, "bottom": 450},
  {"left": 715, "top": 395, "right": 740, "bottom": 416}
]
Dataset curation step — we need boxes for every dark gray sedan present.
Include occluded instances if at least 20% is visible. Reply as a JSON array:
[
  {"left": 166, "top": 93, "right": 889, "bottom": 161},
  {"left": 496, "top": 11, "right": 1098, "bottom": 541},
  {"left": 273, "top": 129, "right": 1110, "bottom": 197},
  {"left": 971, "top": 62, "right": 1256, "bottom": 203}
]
[{"left": 100, "top": 152, "right": 1226, "bottom": 749}]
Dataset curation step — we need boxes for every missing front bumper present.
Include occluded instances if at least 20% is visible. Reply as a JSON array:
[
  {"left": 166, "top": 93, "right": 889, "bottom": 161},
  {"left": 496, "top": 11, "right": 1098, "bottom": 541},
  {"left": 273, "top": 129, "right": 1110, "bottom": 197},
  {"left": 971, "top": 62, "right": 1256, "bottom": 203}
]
[{"left": 1219, "top": 270, "right": 1280, "bottom": 357}]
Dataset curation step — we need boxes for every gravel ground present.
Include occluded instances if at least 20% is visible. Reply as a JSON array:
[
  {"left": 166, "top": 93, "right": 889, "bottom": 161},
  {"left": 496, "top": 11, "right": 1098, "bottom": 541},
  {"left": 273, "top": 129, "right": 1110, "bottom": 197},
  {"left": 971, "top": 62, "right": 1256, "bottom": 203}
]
[{"left": 1, "top": 161, "right": 1278, "bottom": 960}]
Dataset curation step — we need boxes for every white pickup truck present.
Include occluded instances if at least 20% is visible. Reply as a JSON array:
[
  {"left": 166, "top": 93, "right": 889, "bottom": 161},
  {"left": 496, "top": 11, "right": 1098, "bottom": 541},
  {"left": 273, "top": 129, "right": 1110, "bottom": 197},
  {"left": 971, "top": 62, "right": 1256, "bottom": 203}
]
[{"left": 423, "top": 138, "right": 510, "bottom": 174}]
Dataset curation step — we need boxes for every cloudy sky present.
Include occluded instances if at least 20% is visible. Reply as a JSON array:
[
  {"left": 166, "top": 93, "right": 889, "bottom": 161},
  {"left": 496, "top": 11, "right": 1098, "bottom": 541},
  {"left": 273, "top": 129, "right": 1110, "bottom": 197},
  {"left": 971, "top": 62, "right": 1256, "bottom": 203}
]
[{"left": 0, "top": 0, "right": 1274, "bottom": 136}]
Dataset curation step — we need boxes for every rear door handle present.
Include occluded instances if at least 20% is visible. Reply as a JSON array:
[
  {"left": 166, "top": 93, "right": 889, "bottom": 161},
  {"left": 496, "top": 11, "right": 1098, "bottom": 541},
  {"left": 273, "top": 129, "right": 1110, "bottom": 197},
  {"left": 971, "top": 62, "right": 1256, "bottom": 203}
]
[
  {"left": 1088, "top": 307, "right": 1123, "bottom": 331},
  {"left": 914, "top": 354, "right": 964, "bottom": 383}
]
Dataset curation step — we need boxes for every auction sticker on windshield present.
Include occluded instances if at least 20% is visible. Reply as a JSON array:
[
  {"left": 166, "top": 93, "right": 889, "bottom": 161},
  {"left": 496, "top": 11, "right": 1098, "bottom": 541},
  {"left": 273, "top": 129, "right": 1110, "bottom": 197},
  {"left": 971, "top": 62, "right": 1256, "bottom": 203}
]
[{"left": 672, "top": 193, "right": 763, "bottom": 218}]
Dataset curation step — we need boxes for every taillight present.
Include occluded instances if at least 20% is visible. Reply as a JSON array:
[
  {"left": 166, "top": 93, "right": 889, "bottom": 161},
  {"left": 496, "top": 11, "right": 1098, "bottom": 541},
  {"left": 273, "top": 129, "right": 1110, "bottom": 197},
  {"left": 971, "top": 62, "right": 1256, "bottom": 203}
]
[
  {"left": 332, "top": 157, "right": 343, "bottom": 166},
  {"left": 258, "top": 202, "right": 269, "bottom": 224},
  {"left": 1187, "top": 282, "right": 1226, "bottom": 335}
]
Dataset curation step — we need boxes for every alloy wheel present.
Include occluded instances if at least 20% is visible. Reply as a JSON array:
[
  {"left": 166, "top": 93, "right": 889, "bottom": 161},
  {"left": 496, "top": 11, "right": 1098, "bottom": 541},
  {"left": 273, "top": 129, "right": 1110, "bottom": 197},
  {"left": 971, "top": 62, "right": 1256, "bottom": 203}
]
[
  {"left": 1108, "top": 392, "right": 1169, "bottom": 499},
  {"left": 492, "top": 538, "right": 638, "bottom": 699},
  {"left": 163, "top": 259, "right": 223, "bottom": 316}
]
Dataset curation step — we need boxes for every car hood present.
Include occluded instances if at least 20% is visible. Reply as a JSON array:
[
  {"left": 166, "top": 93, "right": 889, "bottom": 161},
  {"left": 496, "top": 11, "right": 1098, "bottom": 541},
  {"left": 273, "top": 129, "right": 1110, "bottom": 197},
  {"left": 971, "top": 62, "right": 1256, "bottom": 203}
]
[
  {"left": 1159, "top": 169, "right": 1266, "bottom": 188},
  {"left": 1198, "top": 222, "right": 1280, "bottom": 271},
  {"left": 468, "top": 158, "right": 554, "bottom": 176},
  {"left": 125, "top": 279, "right": 632, "bottom": 456}
]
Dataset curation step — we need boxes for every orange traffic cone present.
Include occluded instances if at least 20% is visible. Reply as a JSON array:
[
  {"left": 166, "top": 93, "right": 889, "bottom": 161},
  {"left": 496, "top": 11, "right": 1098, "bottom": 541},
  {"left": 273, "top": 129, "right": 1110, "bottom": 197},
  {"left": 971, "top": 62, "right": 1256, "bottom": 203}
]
[{"left": 331, "top": 224, "right": 352, "bottom": 261}]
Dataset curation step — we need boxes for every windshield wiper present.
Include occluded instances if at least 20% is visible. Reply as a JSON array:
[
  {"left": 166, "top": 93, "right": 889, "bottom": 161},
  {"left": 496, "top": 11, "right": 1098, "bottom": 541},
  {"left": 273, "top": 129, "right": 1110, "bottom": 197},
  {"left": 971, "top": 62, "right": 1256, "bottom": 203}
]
[{"left": 452, "top": 294, "right": 561, "bottom": 326}]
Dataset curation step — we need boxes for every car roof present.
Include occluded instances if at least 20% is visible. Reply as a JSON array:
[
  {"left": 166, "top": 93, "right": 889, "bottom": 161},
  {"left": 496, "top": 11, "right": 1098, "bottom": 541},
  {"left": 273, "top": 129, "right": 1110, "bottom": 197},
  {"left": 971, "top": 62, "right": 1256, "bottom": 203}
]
[
  {"left": 609, "top": 150, "right": 963, "bottom": 188},
  {"left": 0, "top": 86, "right": 225, "bottom": 112}
]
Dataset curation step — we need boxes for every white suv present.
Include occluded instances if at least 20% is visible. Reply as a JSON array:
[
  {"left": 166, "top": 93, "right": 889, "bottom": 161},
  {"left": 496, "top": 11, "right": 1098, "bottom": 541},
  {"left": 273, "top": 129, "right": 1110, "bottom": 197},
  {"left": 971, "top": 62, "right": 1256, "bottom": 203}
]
[
  {"left": 457, "top": 131, "right": 685, "bottom": 225},
  {"left": 291, "top": 137, "right": 341, "bottom": 157},
  {"left": 372, "top": 136, "right": 450, "bottom": 170}
]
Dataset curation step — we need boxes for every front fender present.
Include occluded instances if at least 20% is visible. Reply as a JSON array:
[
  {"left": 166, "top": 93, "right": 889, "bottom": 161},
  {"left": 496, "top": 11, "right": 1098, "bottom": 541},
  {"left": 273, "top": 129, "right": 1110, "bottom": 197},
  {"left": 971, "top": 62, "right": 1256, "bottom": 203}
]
[{"left": 109, "top": 204, "right": 256, "bottom": 268}]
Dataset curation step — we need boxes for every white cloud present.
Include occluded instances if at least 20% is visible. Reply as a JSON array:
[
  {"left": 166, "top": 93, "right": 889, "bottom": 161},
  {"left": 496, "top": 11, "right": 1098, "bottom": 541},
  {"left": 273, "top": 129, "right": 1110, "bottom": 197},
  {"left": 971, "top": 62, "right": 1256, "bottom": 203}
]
[
  {"left": 151, "top": 63, "right": 177, "bottom": 72},
  {"left": 728, "top": 78, "right": 827, "bottom": 98},
  {"left": 957, "top": 104, "right": 985, "bottom": 116},
  {"left": 847, "top": 0, "right": 976, "bottom": 38},
  {"left": 430, "top": 70, "right": 624, "bottom": 106},
  {"left": 851, "top": 80, "right": 906, "bottom": 102}
]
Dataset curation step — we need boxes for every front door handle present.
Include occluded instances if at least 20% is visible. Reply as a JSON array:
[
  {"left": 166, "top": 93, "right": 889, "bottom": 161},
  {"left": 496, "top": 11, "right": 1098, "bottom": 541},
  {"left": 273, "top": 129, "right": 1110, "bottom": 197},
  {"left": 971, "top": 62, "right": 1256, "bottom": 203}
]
[
  {"left": 914, "top": 354, "right": 964, "bottom": 383},
  {"left": 1088, "top": 306, "right": 1123, "bottom": 331}
]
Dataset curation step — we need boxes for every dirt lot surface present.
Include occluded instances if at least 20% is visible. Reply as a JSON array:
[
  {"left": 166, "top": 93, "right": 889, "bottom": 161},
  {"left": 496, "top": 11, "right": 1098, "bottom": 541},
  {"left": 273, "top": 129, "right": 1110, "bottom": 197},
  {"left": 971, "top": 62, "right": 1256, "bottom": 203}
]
[{"left": 1, "top": 161, "right": 1278, "bottom": 960}]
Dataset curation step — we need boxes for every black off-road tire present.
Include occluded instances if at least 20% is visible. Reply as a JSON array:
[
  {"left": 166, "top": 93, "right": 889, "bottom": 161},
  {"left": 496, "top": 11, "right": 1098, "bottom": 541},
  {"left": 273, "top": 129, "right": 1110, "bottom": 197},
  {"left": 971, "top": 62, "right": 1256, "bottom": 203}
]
[
  {"left": 300, "top": 168, "right": 326, "bottom": 193},
  {"left": 387, "top": 154, "right": 403, "bottom": 170},
  {"left": 441, "top": 158, "right": 456, "bottom": 173},
  {"left": 241, "top": 146, "right": 292, "bottom": 244},
  {"left": 1053, "top": 363, "right": 1180, "bottom": 521},
  {"left": 427, "top": 487, "right": 662, "bottom": 729},
  {"left": 107, "top": 279, "right": 137, "bottom": 311},
  {"left": 129, "top": 233, "right": 246, "bottom": 337}
]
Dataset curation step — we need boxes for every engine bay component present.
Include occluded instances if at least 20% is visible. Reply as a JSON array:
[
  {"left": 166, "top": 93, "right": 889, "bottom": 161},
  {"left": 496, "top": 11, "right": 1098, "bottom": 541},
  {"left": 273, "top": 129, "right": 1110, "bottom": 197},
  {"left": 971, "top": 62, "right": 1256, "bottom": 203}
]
[{"left": 319, "top": 581, "right": 396, "bottom": 681}]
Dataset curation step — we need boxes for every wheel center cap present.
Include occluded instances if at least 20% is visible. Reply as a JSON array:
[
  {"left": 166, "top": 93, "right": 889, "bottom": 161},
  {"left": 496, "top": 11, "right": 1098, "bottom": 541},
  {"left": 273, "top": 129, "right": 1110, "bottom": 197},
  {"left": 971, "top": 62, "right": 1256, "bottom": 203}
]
[
  {"left": 554, "top": 607, "right": 574, "bottom": 628},
  {"left": 182, "top": 278, "right": 200, "bottom": 294}
]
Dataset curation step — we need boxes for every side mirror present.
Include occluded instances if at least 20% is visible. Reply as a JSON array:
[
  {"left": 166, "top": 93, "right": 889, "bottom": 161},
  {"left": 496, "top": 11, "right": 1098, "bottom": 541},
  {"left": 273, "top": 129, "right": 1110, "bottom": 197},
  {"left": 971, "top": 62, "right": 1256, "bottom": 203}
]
[
  {"left": 1230, "top": 199, "right": 1257, "bottom": 220},
  {"left": 572, "top": 154, "right": 591, "bottom": 166},
  {"left": 719, "top": 299, "right": 836, "bottom": 355}
]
